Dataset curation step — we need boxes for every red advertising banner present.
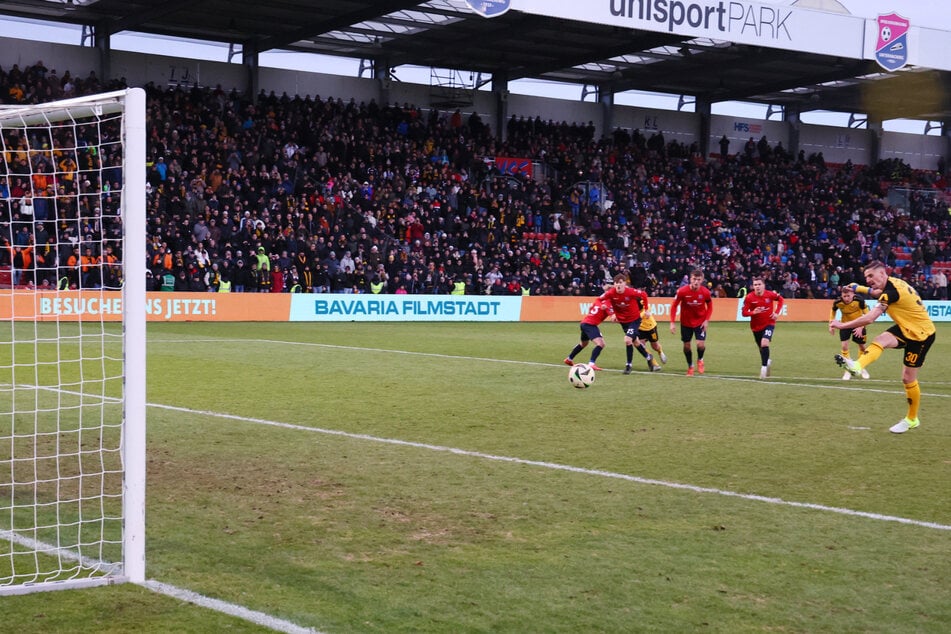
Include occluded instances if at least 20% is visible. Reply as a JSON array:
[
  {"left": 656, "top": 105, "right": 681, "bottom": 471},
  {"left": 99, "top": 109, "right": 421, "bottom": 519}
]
[
  {"left": 519, "top": 296, "right": 835, "bottom": 322},
  {"left": 494, "top": 156, "right": 533, "bottom": 178}
]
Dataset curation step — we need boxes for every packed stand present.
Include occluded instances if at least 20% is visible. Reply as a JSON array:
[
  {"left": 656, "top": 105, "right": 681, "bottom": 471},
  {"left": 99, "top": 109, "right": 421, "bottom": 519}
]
[
  {"left": 1, "top": 61, "right": 129, "bottom": 291},
  {"left": 2, "top": 60, "right": 949, "bottom": 298}
]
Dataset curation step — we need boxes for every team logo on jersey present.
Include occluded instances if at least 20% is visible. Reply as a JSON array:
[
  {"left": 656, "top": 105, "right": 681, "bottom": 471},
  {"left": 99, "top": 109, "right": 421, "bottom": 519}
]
[
  {"left": 464, "top": 0, "right": 511, "bottom": 18},
  {"left": 874, "top": 13, "right": 909, "bottom": 71}
]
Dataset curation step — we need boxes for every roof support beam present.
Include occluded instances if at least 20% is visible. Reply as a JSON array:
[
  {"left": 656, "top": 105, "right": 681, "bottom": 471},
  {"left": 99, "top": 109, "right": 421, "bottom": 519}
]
[
  {"left": 696, "top": 97, "right": 711, "bottom": 158},
  {"left": 511, "top": 31, "right": 686, "bottom": 82},
  {"left": 97, "top": 0, "right": 198, "bottom": 38},
  {"left": 493, "top": 71, "right": 510, "bottom": 142},
  {"left": 599, "top": 86, "right": 615, "bottom": 143},
  {"left": 867, "top": 116, "right": 883, "bottom": 165},
  {"left": 242, "top": 47, "right": 259, "bottom": 103},
  {"left": 250, "top": 1, "right": 424, "bottom": 53},
  {"left": 785, "top": 105, "right": 801, "bottom": 158}
]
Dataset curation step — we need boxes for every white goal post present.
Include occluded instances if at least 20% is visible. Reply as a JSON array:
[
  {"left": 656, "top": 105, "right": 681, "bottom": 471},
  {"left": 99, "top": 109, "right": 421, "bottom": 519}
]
[{"left": 0, "top": 88, "right": 146, "bottom": 594}]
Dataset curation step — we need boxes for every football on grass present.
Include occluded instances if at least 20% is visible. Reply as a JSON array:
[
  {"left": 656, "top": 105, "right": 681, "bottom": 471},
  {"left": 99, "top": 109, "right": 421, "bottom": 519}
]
[{"left": 568, "top": 363, "right": 596, "bottom": 388}]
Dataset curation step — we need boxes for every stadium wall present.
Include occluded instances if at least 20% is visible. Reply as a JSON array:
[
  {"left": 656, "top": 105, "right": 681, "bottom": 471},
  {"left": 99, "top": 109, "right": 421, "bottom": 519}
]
[
  {"left": 800, "top": 124, "right": 870, "bottom": 164},
  {"left": 5, "top": 291, "right": 951, "bottom": 323},
  {"left": 883, "top": 130, "right": 946, "bottom": 171},
  {"left": 1, "top": 37, "right": 946, "bottom": 169}
]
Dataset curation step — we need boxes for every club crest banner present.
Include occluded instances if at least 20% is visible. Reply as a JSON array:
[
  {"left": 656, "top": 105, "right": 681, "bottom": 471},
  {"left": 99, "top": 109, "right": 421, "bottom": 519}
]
[
  {"left": 465, "top": 1, "right": 511, "bottom": 18},
  {"left": 875, "top": 13, "right": 909, "bottom": 71}
]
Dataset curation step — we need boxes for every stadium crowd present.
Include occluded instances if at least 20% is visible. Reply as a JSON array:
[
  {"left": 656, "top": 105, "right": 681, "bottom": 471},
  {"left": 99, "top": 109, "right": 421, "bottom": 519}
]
[{"left": 2, "top": 59, "right": 950, "bottom": 298}]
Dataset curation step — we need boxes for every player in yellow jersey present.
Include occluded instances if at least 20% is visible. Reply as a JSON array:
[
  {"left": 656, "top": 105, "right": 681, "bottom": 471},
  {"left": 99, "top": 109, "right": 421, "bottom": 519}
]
[
  {"left": 829, "top": 261, "right": 936, "bottom": 433},
  {"left": 636, "top": 292, "right": 666, "bottom": 371},
  {"left": 830, "top": 286, "right": 871, "bottom": 380}
]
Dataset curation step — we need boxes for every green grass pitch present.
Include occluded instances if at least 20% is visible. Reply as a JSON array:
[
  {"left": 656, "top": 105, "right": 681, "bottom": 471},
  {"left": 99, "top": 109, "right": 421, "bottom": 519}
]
[{"left": 1, "top": 321, "right": 949, "bottom": 633}]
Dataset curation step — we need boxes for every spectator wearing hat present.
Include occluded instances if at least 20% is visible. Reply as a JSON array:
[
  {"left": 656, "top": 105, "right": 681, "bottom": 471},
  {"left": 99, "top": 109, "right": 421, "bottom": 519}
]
[
  {"left": 232, "top": 259, "right": 248, "bottom": 292},
  {"left": 339, "top": 250, "right": 355, "bottom": 273},
  {"left": 170, "top": 269, "right": 187, "bottom": 291},
  {"left": 155, "top": 157, "right": 167, "bottom": 182},
  {"left": 254, "top": 246, "right": 271, "bottom": 291},
  {"left": 270, "top": 264, "right": 285, "bottom": 293}
]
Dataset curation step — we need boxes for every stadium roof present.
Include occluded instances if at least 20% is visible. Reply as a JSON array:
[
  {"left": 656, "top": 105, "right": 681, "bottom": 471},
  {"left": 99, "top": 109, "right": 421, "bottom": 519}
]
[{"left": 2, "top": 0, "right": 950, "bottom": 122}]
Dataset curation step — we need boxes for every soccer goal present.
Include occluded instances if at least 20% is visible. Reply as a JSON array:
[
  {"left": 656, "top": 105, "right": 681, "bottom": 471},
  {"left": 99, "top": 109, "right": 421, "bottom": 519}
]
[{"left": 0, "top": 89, "right": 146, "bottom": 594}]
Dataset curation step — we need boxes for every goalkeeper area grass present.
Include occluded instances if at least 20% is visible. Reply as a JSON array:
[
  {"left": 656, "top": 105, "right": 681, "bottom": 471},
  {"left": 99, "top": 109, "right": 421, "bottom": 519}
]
[{"left": 1, "top": 321, "right": 949, "bottom": 633}]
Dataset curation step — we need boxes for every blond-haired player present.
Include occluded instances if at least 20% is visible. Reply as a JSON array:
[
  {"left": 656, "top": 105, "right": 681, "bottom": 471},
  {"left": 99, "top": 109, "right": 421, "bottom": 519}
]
[
  {"left": 830, "top": 261, "right": 936, "bottom": 433},
  {"left": 830, "top": 285, "right": 871, "bottom": 380},
  {"left": 636, "top": 292, "right": 666, "bottom": 371}
]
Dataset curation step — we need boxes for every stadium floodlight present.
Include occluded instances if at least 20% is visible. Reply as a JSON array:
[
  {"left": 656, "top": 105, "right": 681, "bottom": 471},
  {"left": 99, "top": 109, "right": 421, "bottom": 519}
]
[{"left": 0, "top": 88, "right": 146, "bottom": 594}]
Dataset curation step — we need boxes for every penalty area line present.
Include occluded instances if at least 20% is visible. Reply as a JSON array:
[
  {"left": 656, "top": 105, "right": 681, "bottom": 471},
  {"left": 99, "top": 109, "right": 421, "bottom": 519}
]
[{"left": 151, "top": 402, "right": 951, "bottom": 532}]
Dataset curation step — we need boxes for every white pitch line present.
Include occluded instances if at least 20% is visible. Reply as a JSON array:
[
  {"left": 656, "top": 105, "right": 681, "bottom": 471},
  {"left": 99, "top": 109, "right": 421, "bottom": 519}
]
[
  {"left": 149, "top": 401, "right": 951, "bottom": 532},
  {"left": 0, "top": 529, "right": 121, "bottom": 575}
]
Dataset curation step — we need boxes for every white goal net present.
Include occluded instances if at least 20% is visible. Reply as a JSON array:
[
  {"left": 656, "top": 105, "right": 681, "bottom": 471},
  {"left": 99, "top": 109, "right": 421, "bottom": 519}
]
[{"left": 0, "top": 89, "right": 146, "bottom": 594}]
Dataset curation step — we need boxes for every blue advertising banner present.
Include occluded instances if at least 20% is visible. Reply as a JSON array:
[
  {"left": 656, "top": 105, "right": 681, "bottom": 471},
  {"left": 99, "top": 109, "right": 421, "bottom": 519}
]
[
  {"left": 289, "top": 294, "right": 523, "bottom": 322},
  {"left": 842, "top": 302, "right": 951, "bottom": 324},
  {"left": 924, "top": 302, "right": 951, "bottom": 321}
]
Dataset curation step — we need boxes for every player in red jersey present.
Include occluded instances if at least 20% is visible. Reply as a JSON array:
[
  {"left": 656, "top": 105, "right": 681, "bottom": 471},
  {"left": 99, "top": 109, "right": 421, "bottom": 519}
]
[
  {"left": 741, "top": 275, "right": 784, "bottom": 379},
  {"left": 599, "top": 274, "right": 659, "bottom": 374},
  {"left": 669, "top": 269, "right": 714, "bottom": 375},
  {"left": 564, "top": 298, "right": 612, "bottom": 371}
]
